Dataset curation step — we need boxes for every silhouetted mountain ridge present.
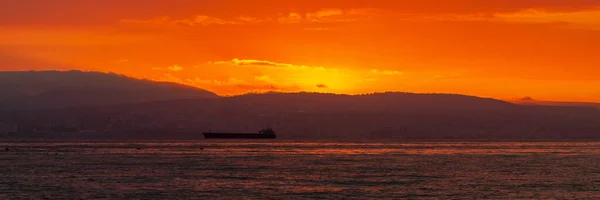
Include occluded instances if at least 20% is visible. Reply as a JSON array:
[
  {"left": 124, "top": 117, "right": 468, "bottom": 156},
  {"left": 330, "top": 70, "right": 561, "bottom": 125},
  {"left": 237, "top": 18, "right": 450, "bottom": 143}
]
[
  {"left": 1, "top": 71, "right": 599, "bottom": 140},
  {"left": 2, "top": 91, "right": 599, "bottom": 140},
  {"left": 0, "top": 70, "right": 217, "bottom": 109},
  {"left": 230, "top": 92, "right": 515, "bottom": 114}
]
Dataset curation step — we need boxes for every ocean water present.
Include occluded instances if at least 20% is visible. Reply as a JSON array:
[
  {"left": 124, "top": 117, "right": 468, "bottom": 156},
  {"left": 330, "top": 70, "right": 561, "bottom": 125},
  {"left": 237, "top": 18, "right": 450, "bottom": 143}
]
[{"left": 1, "top": 141, "right": 599, "bottom": 199}]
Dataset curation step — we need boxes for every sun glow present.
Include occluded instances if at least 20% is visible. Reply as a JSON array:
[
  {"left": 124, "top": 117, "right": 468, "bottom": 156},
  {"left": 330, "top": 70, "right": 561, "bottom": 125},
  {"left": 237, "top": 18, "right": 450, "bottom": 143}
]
[
  {"left": 292, "top": 68, "right": 359, "bottom": 93},
  {"left": 2, "top": 1, "right": 600, "bottom": 102}
]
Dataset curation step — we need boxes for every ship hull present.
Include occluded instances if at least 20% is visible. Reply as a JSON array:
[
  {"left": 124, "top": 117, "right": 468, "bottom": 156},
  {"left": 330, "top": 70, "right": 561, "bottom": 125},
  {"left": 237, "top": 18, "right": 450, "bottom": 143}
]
[{"left": 203, "top": 132, "right": 276, "bottom": 139}]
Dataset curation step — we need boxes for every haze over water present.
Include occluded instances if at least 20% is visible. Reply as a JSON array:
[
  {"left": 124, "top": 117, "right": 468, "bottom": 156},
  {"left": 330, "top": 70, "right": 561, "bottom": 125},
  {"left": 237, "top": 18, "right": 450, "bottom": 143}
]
[{"left": 2, "top": 141, "right": 599, "bottom": 199}]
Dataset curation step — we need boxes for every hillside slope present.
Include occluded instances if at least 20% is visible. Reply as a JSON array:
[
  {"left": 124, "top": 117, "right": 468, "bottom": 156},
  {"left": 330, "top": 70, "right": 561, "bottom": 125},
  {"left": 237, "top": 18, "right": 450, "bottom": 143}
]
[{"left": 0, "top": 70, "right": 218, "bottom": 109}]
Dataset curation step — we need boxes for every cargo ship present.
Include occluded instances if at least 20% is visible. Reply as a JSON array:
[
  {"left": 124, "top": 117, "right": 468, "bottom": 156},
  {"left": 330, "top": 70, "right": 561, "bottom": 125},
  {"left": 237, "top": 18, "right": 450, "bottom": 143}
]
[{"left": 203, "top": 128, "right": 276, "bottom": 139}]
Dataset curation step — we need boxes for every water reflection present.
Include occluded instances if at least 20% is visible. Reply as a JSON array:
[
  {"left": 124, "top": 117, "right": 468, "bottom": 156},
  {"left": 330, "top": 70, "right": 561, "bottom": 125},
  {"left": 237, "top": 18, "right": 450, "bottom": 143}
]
[{"left": 1, "top": 141, "right": 599, "bottom": 199}]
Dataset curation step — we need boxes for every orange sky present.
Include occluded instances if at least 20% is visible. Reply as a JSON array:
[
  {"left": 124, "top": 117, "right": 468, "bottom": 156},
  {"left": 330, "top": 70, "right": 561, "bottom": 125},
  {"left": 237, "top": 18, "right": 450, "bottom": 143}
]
[{"left": 1, "top": 0, "right": 599, "bottom": 102}]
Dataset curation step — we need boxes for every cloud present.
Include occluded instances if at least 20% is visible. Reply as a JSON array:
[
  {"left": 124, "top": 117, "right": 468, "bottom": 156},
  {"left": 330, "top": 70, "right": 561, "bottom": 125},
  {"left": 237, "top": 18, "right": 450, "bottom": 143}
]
[
  {"left": 305, "top": 27, "right": 334, "bottom": 31},
  {"left": 187, "top": 77, "right": 246, "bottom": 86},
  {"left": 278, "top": 12, "right": 304, "bottom": 24},
  {"left": 121, "top": 8, "right": 375, "bottom": 28},
  {"left": 238, "top": 16, "right": 261, "bottom": 23},
  {"left": 121, "top": 8, "right": 600, "bottom": 29},
  {"left": 152, "top": 65, "right": 183, "bottom": 72},
  {"left": 121, "top": 15, "right": 261, "bottom": 27},
  {"left": 400, "top": 13, "right": 491, "bottom": 22},
  {"left": 494, "top": 9, "right": 600, "bottom": 28},
  {"left": 158, "top": 73, "right": 182, "bottom": 83},
  {"left": 255, "top": 75, "right": 276, "bottom": 84},
  {"left": 306, "top": 9, "right": 344, "bottom": 22},
  {"left": 316, "top": 84, "right": 328, "bottom": 88},
  {"left": 185, "top": 77, "right": 301, "bottom": 95},
  {"left": 167, "top": 65, "right": 183, "bottom": 72},
  {"left": 370, "top": 69, "right": 403, "bottom": 75},
  {"left": 4, "top": 1, "right": 599, "bottom": 26},
  {"left": 398, "top": 9, "right": 600, "bottom": 29},
  {"left": 177, "top": 15, "right": 246, "bottom": 26},
  {"left": 278, "top": 8, "right": 376, "bottom": 24},
  {"left": 212, "top": 58, "right": 325, "bottom": 70},
  {"left": 232, "top": 58, "right": 290, "bottom": 67},
  {"left": 520, "top": 96, "right": 536, "bottom": 101}
]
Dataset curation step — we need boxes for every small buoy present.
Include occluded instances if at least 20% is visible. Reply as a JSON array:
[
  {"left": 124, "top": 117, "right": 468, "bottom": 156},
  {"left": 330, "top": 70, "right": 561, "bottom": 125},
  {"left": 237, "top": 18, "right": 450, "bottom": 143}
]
[
  {"left": 5, "top": 148, "right": 9, "bottom": 151},
  {"left": 136, "top": 148, "right": 141, "bottom": 150},
  {"left": 200, "top": 148, "right": 204, "bottom": 150}
]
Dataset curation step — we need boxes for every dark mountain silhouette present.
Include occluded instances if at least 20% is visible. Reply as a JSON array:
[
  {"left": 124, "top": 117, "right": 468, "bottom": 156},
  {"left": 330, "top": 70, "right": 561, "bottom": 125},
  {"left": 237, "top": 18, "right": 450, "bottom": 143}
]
[
  {"left": 2, "top": 92, "right": 599, "bottom": 140},
  {"left": 0, "top": 70, "right": 217, "bottom": 109}
]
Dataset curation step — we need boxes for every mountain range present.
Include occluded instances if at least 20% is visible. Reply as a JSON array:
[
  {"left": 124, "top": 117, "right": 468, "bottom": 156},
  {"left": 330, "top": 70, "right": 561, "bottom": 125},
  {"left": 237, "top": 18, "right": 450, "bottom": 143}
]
[
  {"left": 0, "top": 71, "right": 217, "bottom": 110},
  {"left": 0, "top": 71, "right": 598, "bottom": 140}
]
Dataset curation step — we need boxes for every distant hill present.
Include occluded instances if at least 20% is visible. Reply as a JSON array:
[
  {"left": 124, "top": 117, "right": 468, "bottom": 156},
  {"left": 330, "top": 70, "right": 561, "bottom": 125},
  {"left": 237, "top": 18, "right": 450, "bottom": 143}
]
[
  {"left": 513, "top": 100, "right": 600, "bottom": 109},
  {"left": 229, "top": 92, "right": 515, "bottom": 114},
  {"left": 0, "top": 70, "right": 217, "bottom": 109},
  {"left": 2, "top": 92, "right": 599, "bottom": 140}
]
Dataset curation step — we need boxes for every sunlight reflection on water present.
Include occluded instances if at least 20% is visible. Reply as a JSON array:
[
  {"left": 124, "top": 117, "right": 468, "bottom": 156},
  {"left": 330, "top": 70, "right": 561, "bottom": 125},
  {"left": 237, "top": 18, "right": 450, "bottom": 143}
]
[{"left": 1, "top": 141, "right": 599, "bottom": 199}]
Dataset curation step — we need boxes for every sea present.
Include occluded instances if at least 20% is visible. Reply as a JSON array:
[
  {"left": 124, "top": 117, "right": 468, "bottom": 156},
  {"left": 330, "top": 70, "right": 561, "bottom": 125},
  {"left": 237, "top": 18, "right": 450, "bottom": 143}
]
[{"left": 1, "top": 141, "right": 599, "bottom": 199}]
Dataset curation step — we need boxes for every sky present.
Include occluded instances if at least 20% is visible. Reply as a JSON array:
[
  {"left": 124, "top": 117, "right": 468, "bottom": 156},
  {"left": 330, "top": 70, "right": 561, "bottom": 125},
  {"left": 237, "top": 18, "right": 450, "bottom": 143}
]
[{"left": 1, "top": 0, "right": 599, "bottom": 102}]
